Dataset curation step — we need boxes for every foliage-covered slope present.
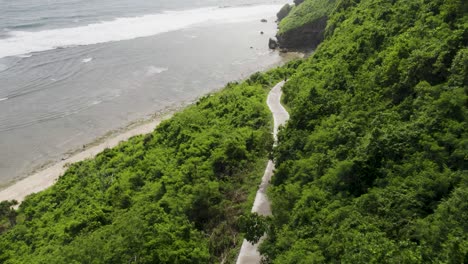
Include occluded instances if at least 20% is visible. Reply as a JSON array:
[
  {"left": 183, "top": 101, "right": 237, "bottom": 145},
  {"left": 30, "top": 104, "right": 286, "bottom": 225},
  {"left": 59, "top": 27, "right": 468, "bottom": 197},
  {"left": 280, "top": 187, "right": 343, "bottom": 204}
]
[
  {"left": 278, "top": 0, "right": 336, "bottom": 35},
  {"left": 0, "top": 64, "right": 299, "bottom": 263},
  {"left": 1, "top": 0, "right": 466, "bottom": 262},
  {"left": 262, "top": 0, "right": 467, "bottom": 263}
]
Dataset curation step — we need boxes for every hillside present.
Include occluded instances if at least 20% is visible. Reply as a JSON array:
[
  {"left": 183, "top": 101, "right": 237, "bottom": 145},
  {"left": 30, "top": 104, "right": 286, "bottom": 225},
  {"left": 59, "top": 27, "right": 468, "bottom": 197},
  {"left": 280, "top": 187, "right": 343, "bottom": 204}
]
[
  {"left": 261, "top": 0, "right": 468, "bottom": 263},
  {"left": 0, "top": 64, "right": 299, "bottom": 263},
  {"left": 0, "top": 0, "right": 467, "bottom": 263}
]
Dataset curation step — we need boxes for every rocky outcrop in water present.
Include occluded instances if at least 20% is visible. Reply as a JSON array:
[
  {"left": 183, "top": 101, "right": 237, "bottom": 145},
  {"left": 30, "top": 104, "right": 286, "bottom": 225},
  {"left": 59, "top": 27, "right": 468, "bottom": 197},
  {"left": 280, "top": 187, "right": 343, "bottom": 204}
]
[{"left": 268, "top": 38, "right": 279, "bottom": 49}]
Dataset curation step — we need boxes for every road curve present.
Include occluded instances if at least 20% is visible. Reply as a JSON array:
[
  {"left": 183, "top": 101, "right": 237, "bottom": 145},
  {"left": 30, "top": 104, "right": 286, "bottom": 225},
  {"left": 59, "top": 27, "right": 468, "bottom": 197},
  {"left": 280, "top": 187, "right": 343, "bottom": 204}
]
[{"left": 236, "top": 81, "right": 289, "bottom": 264}]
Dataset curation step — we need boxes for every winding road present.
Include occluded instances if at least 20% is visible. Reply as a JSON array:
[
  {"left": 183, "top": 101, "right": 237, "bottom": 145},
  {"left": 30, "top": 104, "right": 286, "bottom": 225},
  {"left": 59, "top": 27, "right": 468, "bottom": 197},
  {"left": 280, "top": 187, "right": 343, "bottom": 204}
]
[
  {"left": 236, "top": 81, "right": 289, "bottom": 264},
  {"left": 0, "top": 81, "right": 290, "bottom": 263}
]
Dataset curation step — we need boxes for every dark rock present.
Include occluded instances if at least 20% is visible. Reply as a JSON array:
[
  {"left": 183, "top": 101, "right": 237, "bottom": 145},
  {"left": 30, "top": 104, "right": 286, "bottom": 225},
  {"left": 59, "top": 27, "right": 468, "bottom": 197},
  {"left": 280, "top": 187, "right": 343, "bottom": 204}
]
[
  {"left": 277, "top": 4, "right": 292, "bottom": 22},
  {"left": 294, "top": 0, "right": 305, "bottom": 6},
  {"left": 277, "top": 16, "right": 328, "bottom": 50},
  {"left": 268, "top": 38, "right": 278, "bottom": 49},
  {"left": 260, "top": 31, "right": 264, "bottom": 35},
  {"left": 260, "top": 18, "right": 268, "bottom": 23}
]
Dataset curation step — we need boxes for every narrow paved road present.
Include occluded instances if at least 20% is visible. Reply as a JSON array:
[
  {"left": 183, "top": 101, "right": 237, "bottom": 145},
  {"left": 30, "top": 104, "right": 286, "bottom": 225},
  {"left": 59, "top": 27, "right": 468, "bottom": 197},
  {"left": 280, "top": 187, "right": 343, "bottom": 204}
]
[{"left": 236, "top": 81, "right": 289, "bottom": 264}]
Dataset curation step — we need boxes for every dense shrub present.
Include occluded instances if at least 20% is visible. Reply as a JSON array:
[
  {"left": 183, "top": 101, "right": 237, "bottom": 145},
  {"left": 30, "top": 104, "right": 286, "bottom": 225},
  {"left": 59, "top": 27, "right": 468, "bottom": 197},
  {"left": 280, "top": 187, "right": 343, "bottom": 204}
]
[
  {"left": 263, "top": 0, "right": 467, "bottom": 262},
  {"left": 0, "top": 64, "right": 299, "bottom": 263}
]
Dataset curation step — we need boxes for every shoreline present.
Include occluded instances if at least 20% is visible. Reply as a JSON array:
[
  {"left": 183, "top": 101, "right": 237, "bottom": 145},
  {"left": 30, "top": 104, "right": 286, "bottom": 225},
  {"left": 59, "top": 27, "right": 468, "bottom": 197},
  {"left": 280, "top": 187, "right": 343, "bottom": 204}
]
[
  {"left": 0, "top": 52, "right": 304, "bottom": 205},
  {"left": 0, "top": 107, "right": 179, "bottom": 205},
  {"left": 0, "top": 103, "right": 184, "bottom": 191}
]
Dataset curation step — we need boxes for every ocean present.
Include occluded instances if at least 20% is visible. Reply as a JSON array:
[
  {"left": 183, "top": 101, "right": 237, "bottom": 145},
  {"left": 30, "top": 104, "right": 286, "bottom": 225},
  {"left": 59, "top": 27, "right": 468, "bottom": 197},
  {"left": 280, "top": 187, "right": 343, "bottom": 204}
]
[{"left": 0, "top": 0, "right": 292, "bottom": 186}]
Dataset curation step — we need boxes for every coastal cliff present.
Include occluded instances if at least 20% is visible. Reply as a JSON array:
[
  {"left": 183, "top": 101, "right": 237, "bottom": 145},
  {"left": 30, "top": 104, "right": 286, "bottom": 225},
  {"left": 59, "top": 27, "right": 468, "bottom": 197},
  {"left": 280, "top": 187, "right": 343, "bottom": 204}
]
[
  {"left": 276, "top": 16, "right": 327, "bottom": 50},
  {"left": 275, "top": 0, "right": 336, "bottom": 50}
]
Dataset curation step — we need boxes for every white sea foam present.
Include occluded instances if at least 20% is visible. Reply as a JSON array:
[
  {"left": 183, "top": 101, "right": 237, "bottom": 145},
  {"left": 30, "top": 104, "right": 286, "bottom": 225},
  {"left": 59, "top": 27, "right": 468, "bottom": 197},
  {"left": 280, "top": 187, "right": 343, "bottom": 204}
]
[
  {"left": 0, "top": 5, "right": 281, "bottom": 59},
  {"left": 82, "top": 57, "right": 93, "bottom": 63},
  {"left": 146, "top": 66, "right": 168, "bottom": 76},
  {"left": 0, "top": 97, "right": 8, "bottom": 102}
]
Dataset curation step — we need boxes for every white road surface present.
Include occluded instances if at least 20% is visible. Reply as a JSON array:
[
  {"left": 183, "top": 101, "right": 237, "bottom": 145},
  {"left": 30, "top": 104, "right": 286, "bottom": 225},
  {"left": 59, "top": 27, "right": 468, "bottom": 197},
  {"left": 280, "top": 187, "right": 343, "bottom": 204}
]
[{"left": 236, "top": 81, "right": 289, "bottom": 264}]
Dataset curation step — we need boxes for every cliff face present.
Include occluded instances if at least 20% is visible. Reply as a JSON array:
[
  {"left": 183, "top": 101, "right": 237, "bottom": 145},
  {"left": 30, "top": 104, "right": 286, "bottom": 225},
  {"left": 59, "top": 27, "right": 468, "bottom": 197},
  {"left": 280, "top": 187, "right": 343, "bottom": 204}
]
[
  {"left": 276, "top": 4, "right": 292, "bottom": 22},
  {"left": 274, "top": 0, "right": 336, "bottom": 50},
  {"left": 276, "top": 16, "right": 327, "bottom": 50}
]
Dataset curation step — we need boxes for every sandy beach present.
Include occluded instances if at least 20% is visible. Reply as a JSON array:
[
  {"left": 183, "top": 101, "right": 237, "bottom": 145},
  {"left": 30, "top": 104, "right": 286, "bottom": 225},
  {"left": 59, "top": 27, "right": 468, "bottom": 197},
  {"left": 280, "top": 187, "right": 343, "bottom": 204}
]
[{"left": 0, "top": 113, "right": 173, "bottom": 205}]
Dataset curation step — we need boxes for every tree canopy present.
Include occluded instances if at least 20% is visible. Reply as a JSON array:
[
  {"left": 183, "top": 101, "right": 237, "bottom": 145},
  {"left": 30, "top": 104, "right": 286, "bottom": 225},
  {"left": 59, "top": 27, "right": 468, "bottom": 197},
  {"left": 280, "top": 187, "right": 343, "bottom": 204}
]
[
  {"left": 262, "top": 0, "right": 467, "bottom": 263},
  {"left": 0, "top": 0, "right": 466, "bottom": 263}
]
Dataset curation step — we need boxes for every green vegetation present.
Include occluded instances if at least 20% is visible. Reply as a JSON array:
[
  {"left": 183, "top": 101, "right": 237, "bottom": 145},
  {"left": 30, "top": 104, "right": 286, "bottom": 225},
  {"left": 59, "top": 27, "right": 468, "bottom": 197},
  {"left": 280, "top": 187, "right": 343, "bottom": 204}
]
[
  {"left": 278, "top": 0, "right": 336, "bottom": 34},
  {"left": 261, "top": 0, "right": 468, "bottom": 263},
  {"left": 0, "top": 64, "right": 299, "bottom": 263},
  {"left": 0, "top": 200, "right": 18, "bottom": 233},
  {"left": 1, "top": 0, "right": 467, "bottom": 262}
]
